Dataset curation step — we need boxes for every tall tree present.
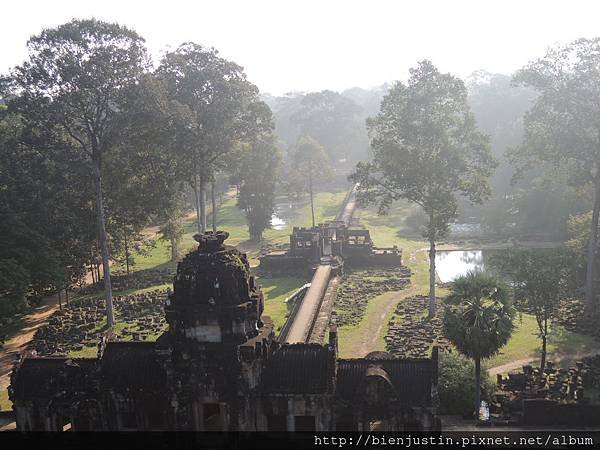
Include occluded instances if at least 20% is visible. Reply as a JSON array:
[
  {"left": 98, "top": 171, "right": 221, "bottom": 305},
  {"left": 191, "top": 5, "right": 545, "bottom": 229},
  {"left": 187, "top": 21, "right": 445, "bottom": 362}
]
[
  {"left": 234, "top": 133, "right": 282, "bottom": 241},
  {"left": 290, "top": 90, "right": 367, "bottom": 163},
  {"left": 443, "top": 271, "right": 515, "bottom": 418},
  {"left": 157, "top": 43, "right": 271, "bottom": 234},
  {"left": 0, "top": 106, "right": 95, "bottom": 306},
  {"left": 512, "top": 38, "right": 600, "bottom": 309},
  {"left": 351, "top": 60, "right": 496, "bottom": 317},
  {"left": 491, "top": 248, "right": 570, "bottom": 373},
  {"left": 3, "top": 19, "right": 150, "bottom": 327},
  {"left": 292, "top": 136, "right": 332, "bottom": 227}
]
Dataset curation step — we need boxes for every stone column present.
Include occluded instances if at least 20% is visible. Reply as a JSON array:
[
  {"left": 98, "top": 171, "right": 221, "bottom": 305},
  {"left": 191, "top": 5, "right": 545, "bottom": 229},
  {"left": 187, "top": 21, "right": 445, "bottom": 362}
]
[{"left": 286, "top": 398, "right": 295, "bottom": 431}]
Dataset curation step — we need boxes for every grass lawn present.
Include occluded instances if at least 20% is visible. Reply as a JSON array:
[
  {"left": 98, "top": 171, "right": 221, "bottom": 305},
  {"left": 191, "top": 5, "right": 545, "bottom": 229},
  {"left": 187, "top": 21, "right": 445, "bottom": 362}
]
[
  {"left": 337, "top": 291, "right": 398, "bottom": 358},
  {"left": 336, "top": 201, "right": 448, "bottom": 353},
  {"left": 255, "top": 275, "right": 309, "bottom": 333},
  {"left": 347, "top": 200, "right": 600, "bottom": 366},
  {"left": 125, "top": 189, "right": 349, "bottom": 271},
  {"left": 487, "top": 313, "right": 599, "bottom": 369}
]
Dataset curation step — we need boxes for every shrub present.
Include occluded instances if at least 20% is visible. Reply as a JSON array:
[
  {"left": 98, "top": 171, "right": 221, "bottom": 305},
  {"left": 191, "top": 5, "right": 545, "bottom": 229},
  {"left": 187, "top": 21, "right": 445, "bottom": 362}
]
[{"left": 438, "top": 351, "right": 494, "bottom": 417}]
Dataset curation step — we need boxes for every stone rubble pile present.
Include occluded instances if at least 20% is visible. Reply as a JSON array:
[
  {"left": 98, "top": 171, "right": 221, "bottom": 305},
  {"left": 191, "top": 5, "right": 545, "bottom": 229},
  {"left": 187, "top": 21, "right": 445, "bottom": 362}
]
[
  {"left": 385, "top": 295, "right": 451, "bottom": 358},
  {"left": 30, "top": 290, "right": 168, "bottom": 356},
  {"left": 492, "top": 356, "right": 600, "bottom": 420},
  {"left": 334, "top": 267, "right": 411, "bottom": 327}
]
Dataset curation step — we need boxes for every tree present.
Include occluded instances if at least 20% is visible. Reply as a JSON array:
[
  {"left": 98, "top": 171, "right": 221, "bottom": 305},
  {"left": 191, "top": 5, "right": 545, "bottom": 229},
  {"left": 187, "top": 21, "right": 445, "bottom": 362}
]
[
  {"left": 290, "top": 90, "right": 367, "bottom": 164},
  {"left": 0, "top": 211, "right": 63, "bottom": 315},
  {"left": 234, "top": 133, "right": 282, "bottom": 241},
  {"left": 0, "top": 105, "right": 95, "bottom": 305},
  {"left": 511, "top": 38, "right": 600, "bottom": 309},
  {"left": 157, "top": 43, "right": 271, "bottom": 234},
  {"left": 491, "top": 248, "right": 570, "bottom": 372},
  {"left": 351, "top": 60, "right": 496, "bottom": 318},
  {"left": 2, "top": 19, "right": 150, "bottom": 327},
  {"left": 443, "top": 271, "right": 515, "bottom": 418},
  {"left": 292, "top": 136, "right": 332, "bottom": 227},
  {"left": 465, "top": 72, "right": 537, "bottom": 235}
]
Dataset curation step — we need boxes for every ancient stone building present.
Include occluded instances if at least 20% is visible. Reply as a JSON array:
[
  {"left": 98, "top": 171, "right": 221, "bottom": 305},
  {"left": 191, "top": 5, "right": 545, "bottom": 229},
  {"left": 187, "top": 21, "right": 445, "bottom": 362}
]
[
  {"left": 9, "top": 231, "right": 438, "bottom": 431},
  {"left": 260, "top": 221, "right": 402, "bottom": 273}
]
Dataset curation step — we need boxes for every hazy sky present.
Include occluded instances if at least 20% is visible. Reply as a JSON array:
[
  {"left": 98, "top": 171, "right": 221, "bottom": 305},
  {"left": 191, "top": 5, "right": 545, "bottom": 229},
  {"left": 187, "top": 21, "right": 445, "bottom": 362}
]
[{"left": 2, "top": 0, "right": 600, "bottom": 95}]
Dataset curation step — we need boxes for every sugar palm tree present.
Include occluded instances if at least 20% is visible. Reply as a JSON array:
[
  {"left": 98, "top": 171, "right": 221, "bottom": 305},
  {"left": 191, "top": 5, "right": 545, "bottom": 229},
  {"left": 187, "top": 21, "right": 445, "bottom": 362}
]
[{"left": 443, "top": 271, "right": 515, "bottom": 418}]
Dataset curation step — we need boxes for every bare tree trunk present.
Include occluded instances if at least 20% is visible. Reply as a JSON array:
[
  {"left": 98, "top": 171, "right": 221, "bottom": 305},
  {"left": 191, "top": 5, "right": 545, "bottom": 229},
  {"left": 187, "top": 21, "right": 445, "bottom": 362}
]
[
  {"left": 65, "top": 288, "right": 69, "bottom": 306},
  {"left": 58, "top": 290, "right": 62, "bottom": 310},
  {"left": 200, "top": 188, "right": 206, "bottom": 233},
  {"left": 192, "top": 172, "right": 207, "bottom": 235},
  {"left": 93, "top": 164, "right": 115, "bottom": 328},
  {"left": 540, "top": 334, "right": 547, "bottom": 375},
  {"left": 309, "top": 172, "right": 315, "bottom": 228},
  {"left": 170, "top": 236, "right": 179, "bottom": 262},
  {"left": 585, "top": 179, "right": 600, "bottom": 310},
  {"left": 475, "top": 357, "right": 481, "bottom": 420},
  {"left": 429, "top": 236, "right": 436, "bottom": 319},
  {"left": 124, "top": 226, "right": 130, "bottom": 276},
  {"left": 193, "top": 179, "right": 202, "bottom": 235},
  {"left": 211, "top": 179, "right": 217, "bottom": 232}
]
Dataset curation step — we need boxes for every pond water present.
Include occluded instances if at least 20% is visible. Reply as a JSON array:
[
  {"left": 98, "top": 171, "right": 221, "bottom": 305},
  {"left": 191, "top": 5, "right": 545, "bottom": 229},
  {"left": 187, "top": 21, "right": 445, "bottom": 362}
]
[
  {"left": 435, "top": 250, "right": 486, "bottom": 283},
  {"left": 271, "top": 201, "right": 296, "bottom": 230},
  {"left": 271, "top": 214, "right": 286, "bottom": 230}
]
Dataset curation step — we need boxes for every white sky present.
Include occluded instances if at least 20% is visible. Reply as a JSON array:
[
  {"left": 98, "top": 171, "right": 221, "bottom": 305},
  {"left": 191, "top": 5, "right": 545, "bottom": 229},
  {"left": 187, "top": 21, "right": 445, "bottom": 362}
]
[{"left": 2, "top": 0, "right": 600, "bottom": 95}]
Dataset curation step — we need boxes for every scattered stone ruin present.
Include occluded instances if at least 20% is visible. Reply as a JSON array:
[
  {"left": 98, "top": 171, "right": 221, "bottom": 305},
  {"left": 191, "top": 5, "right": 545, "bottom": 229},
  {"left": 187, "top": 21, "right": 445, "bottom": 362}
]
[
  {"left": 385, "top": 295, "right": 451, "bottom": 359},
  {"left": 9, "top": 231, "right": 439, "bottom": 431},
  {"left": 493, "top": 355, "right": 600, "bottom": 426},
  {"left": 334, "top": 268, "right": 411, "bottom": 327},
  {"left": 29, "top": 291, "right": 167, "bottom": 356}
]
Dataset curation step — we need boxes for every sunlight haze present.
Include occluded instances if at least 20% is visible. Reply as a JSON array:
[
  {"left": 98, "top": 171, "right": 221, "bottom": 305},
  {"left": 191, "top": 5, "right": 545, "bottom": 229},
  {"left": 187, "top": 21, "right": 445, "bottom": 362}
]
[{"left": 2, "top": 0, "right": 600, "bottom": 94}]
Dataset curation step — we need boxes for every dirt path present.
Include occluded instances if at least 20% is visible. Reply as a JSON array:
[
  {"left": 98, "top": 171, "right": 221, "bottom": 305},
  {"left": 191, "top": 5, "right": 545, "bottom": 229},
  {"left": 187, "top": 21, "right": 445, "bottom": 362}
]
[
  {"left": 0, "top": 296, "right": 60, "bottom": 393},
  {"left": 356, "top": 285, "right": 418, "bottom": 357},
  {"left": 489, "top": 350, "right": 600, "bottom": 376},
  {"left": 0, "top": 266, "right": 97, "bottom": 398}
]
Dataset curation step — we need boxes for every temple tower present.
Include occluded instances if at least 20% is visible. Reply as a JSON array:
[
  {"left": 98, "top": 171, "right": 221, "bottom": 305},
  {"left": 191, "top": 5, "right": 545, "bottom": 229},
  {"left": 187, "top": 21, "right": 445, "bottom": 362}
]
[{"left": 159, "top": 231, "right": 274, "bottom": 430}]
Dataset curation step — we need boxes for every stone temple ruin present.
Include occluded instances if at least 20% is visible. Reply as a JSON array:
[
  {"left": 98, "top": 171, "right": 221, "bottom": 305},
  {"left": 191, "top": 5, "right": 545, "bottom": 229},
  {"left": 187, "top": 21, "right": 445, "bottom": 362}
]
[
  {"left": 259, "top": 221, "right": 402, "bottom": 274},
  {"left": 9, "top": 231, "right": 439, "bottom": 431}
]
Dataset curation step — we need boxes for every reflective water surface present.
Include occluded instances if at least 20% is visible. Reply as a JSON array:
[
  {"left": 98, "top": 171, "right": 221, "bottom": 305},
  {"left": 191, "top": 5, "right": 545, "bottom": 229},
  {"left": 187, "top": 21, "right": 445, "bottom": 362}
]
[{"left": 435, "top": 250, "right": 485, "bottom": 283}]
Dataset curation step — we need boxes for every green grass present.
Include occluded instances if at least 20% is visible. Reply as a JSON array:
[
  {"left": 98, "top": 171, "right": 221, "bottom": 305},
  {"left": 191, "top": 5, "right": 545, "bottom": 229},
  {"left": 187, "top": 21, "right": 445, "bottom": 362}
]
[
  {"left": 487, "top": 313, "right": 599, "bottom": 369},
  {"left": 335, "top": 201, "right": 447, "bottom": 353},
  {"left": 256, "top": 276, "right": 309, "bottom": 333},
  {"left": 345, "top": 201, "right": 600, "bottom": 367},
  {"left": 125, "top": 189, "right": 348, "bottom": 272},
  {"left": 337, "top": 291, "right": 398, "bottom": 358}
]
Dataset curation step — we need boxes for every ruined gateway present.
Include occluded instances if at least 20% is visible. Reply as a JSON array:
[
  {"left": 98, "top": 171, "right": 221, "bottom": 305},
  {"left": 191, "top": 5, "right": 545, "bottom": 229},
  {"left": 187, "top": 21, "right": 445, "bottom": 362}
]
[{"left": 9, "top": 231, "right": 440, "bottom": 431}]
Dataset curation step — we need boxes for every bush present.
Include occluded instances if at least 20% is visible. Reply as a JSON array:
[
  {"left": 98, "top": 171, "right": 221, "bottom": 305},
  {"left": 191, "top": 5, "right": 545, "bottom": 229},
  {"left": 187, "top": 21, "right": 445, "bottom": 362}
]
[{"left": 438, "top": 351, "right": 494, "bottom": 417}]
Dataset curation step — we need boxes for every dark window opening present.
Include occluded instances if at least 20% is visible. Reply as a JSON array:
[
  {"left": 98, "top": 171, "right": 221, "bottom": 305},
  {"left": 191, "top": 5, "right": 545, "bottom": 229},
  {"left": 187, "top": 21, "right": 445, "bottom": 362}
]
[
  {"left": 267, "top": 415, "right": 287, "bottom": 431},
  {"left": 121, "top": 411, "right": 137, "bottom": 429},
  {"left": 203, "top": 403, "right": 223, "bottom": 431},
  {"left": 147, "top": 409, "right": 166, "bottom": 430},
  {"left": 295, "top": 415, "right": 315, "bottom": 431},
  {"left": 336, "top": 416, "right": 355, "bottom": 431}
]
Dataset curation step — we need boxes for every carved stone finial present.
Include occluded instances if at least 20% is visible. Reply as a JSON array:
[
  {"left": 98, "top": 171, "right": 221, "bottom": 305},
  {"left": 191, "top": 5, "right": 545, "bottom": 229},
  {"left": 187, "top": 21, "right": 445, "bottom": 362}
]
[{"left": 193, "top": 231, "right": 230, "bottom": 252}]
